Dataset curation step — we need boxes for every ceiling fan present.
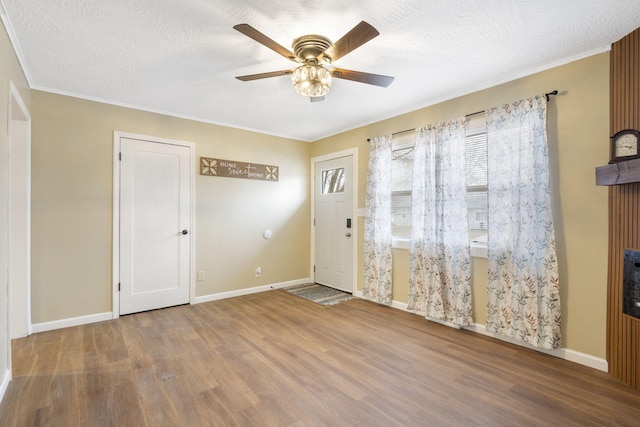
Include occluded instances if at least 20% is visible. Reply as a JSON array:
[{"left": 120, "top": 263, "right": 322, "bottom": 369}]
[{"left": 233, "top": 21, "right": 394, "bottom": 101}]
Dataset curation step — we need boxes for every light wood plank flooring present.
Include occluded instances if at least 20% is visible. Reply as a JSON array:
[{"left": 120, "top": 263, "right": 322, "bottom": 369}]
[{"left": 2, "top": 290, "right": 640, "bottom": 426}]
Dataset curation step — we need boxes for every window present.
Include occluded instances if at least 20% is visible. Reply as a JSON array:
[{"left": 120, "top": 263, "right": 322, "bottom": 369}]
[
  {"left": 465, "top": 113, "right": 488, "bottom": 245},
  {"left": 321, "top": 167, "right": 345, "bottom": 194},
  {"left": 391, "top": 134, "right": 415, "bottom": 240},
  {"left": 389, "top": 114, "right": 489, "bottom": 255}
]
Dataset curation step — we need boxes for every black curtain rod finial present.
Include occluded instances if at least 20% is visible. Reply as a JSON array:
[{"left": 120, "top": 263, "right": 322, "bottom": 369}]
[{"left": 545, "top": 90, "right": 558, "bottom": 102}]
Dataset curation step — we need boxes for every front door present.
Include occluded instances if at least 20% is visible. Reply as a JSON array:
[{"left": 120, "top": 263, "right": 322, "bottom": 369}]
[
  {"left": 314, "top": 156, "right": 354, "bottom": 292},
  {"left": 119, "top": 137, "right": 191, "bottom": 315}
]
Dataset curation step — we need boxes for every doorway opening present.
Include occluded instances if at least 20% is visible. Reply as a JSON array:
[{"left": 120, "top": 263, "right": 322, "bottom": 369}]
[{"left": 9, "top": 82, "right": 31, "bottom": 339}]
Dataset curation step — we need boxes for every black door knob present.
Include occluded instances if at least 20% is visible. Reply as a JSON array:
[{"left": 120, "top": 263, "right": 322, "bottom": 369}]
[{"left": 181, "top": 230, "right": 188, "bottom": 235}]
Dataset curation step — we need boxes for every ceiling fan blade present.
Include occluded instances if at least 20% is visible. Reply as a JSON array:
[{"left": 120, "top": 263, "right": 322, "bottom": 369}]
[
  {"left": 330, "top": 21, "right": 380, "bottom": 62},
  {"left": 233, "top": 24, "right": 298, "bottom": 62},
  {"left": 331, "top": 68, "right": 394, "bottom": 87},
  {"left": 235, "top": 70, "right": 293, "bottom": 81}
]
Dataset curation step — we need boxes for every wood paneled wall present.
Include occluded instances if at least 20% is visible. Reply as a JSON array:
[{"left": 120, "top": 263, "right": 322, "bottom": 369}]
[{"left": 608, "top": 28, "right": 640, "bottom": 388}]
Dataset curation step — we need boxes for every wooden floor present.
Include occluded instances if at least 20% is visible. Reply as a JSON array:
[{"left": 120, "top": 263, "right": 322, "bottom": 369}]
[{"left": 2, "top": 291, "right": 640, "bottom": 426}]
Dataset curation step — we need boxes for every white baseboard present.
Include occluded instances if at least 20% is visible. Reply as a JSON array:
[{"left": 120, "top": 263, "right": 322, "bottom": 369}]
[
  {"left": 559, "top": 349, "right": 608, "bottom": 372},
  {"left": 26, "top": 284, "right": 608, "bottom": 372},
  {"left": 353, "top": 290, "right": 398, "bottom": 307},
  {"left": 31, "top": 312, "right": 113, "bottom": 334},
  {"left": 0, "top": 369, "right": 10, "bottom": 404},
  {"left": 391, "top": 299, "right": 408, "bottom": 311},
  {"left": 29, "top": 279, "right": 311, "bottom": 333},
  {"left": 467, "top": 324, "right": 608, "bottom": 371},
  {"left": 354, "top": 290, "right": 608, "bottom": 372},
  {"left": 193, "top": 278, "right": 311, "bottom": 304}
]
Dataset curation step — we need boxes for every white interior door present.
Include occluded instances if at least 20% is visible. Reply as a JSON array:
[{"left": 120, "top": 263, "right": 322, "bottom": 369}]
[
  {"left": 314, "top": 156, "right": 354, "bottom": 292},
  {"left": 119, "top": 137, "right": 191, "bottom": 315}
]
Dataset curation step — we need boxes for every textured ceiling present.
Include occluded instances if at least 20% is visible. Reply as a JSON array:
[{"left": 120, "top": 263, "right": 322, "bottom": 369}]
[{"left": 1, "top": 0, "right": 640, "bottom": 141}]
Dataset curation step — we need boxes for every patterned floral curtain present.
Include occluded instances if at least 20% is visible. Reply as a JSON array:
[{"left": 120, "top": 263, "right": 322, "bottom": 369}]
[
  {"left": 407, "top": 119, "right": 473, "bottom": 327},
  {"left": 485, "top": 95, "right": 561, "bottom": 349},
  {"left": 363, "top": 135, "right": 393, "bottom": 304}
]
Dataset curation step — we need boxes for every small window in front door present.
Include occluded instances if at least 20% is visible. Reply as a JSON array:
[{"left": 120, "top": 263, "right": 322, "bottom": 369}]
[{"left": 321, "top": 168, "right": 345, "bottom": 194}]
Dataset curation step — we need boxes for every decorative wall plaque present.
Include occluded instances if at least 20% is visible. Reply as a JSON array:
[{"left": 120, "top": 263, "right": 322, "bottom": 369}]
[{"left": 200, "top": 157, "right": 279, "bottom": 181}]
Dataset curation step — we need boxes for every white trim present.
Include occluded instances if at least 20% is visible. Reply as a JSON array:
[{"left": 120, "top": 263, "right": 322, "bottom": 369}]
[
  {"left": 29, "top": 85, "right": 311, "bottom": 143},
  {"left": 28, "top": 278, "right": 310, "bottom": 332},
  {"left": 0, "top": 7, "right": 33, "bottom": 86},
  {"left": 8, "top": 81, "right": 32, "bottom": 339},
  {"left": 112, "top": 135, "right": 120, "bottom": 318},
  {"left": 31, "top": 312, "right": 113, "bottom": 334},
  {"left": 112, "top": 131, "right": 196, "bottom": 319},
  {"left": 8, "top": 81, "right": 29, "bottom": 121},
  {"left": 0, "top": 369, "right": 10, "bottom": 403},
  {"left": 23, "top": 284, "right": 607, "bottom": 373},
  {"left": 314, "top": 46, "right": 612, "bottom": 141},
  {"left": 193, "top": 278, "right": 311, "bottom": 304},
  {"left": 310, "top": 148, "right": 358, "bottom": 294},
  {"left": 470, "top": 243, "right": 487, "bottom": 259},
  {"left": 28, "top": 279, "right": 310, "bottom": 331},
  {"left": 561, "top": 349, "right": 608, "bottom": 372},
  {"left": 393, "top": 239, "right": 486, "bottom": 258},
  {"left": 393, "top": 240, "right": 486, "bottom": 258},
  {"left": 392, "top": 237, "right": 410, "bottom": 250},
  {"left": 354, "top": 290, "right": 608, "bottom": 372},
  {"left": 466, "top": 324, "right": 608, "bottom": 372},
  {"left": 21, "top": 44, "right": 611, "bottom": 144}
]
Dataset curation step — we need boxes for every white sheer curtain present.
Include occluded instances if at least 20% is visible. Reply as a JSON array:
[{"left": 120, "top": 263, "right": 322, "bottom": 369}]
[
  {"left": 407, "top": 119, "right": 473, "bottom": 328},
  {"left": 485, "top": 95, "right": 561, "bottom": 349},
  {"left": 363, "top": 135, "right": 393, "bottom": 304}
]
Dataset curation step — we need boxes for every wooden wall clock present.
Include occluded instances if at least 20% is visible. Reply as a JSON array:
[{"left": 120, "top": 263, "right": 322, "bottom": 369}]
[{"left": 610, "top": 129, "right": 640, "bottom": 164}]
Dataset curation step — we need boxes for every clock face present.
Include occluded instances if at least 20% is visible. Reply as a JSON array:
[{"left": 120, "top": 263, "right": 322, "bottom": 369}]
[{"left": 615, "top": 133, "right": 638, "bottom": 157}]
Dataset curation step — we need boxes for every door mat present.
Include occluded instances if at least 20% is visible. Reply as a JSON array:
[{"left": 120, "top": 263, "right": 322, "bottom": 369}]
[{"left": 283, "top": 283, "right": 353, "bottom": 306}]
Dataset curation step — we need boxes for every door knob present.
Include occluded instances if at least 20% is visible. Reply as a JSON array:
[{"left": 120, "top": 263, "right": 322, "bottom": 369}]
[
  {"left": 345, "top": 232, "right": 352, "bottom": 237},
  {"left": 181, "top": 230, "right": 188, "bottom": 235}
]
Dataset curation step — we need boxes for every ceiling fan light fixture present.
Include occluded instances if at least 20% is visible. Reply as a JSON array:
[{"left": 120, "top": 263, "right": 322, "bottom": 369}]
[{"left": 292, "top": 64, "right": 332, "bottom": 97}]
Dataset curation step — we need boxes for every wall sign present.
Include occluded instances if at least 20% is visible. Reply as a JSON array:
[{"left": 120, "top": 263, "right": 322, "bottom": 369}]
[{"left": 200, "top": 157, "right": 279, "bottom": 181}]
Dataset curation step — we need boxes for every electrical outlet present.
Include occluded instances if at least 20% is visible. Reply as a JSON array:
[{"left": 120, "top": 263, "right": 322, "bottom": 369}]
[
  {"left": 255, "top": 267, "right": 262, "bottom": 277},
  {"left": 197, "top": 271, "right": 205, "bottom": 281}
]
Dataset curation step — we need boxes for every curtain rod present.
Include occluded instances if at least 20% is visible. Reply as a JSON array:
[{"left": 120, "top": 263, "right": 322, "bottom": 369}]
[{"left": 366, "top": 90, "right": 559, "bottom": 142}]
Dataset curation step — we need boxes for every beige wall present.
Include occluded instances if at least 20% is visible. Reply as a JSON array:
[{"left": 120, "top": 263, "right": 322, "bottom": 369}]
[
  {"left": 0, "top": 20, "right": 30, "bottom": 380},
  {"left": 28, "top": 51, "right": 610, "bottom": 360},
  {"left": 31, "top": 91, "right": 310, "bottom": 323},
  {"left": 310, "top": 53, "right": 610, "bottom": 359}
]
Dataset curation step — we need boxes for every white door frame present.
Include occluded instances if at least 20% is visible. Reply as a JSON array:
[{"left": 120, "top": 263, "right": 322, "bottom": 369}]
[
  {"left": 112, "top": 131, "right": 196, "bottom": 319},
  {"left": 310, "top": 148, "right": 358, "bottom": 293},
  {"left": 8, "top": 81, "right": 31, "bottom": 339}
]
